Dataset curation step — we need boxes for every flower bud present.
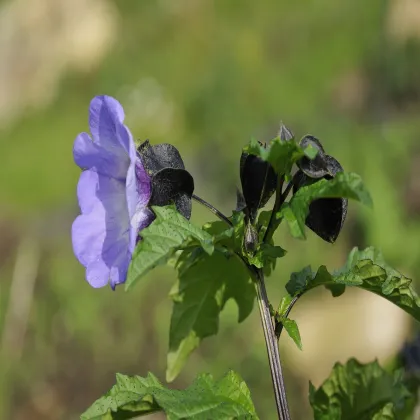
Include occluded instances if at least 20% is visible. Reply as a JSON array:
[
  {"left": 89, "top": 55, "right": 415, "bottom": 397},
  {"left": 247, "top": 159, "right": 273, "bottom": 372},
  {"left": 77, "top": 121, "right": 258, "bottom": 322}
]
[{"left": 243, "top": 222, "right": 259, "bottom": 255}]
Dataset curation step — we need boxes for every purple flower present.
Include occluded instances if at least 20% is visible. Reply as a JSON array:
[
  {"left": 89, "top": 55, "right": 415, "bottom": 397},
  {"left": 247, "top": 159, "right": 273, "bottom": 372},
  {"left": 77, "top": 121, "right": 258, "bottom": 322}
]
[{"left": 72, "top": 95, "right": 154, "bottom": 289}]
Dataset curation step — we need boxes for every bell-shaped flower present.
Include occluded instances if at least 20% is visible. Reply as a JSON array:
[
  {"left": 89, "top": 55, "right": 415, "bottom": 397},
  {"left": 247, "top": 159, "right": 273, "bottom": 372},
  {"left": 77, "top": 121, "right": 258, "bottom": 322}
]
[{"left": 72, "top": 95, "right": 154, "bottom": 289}]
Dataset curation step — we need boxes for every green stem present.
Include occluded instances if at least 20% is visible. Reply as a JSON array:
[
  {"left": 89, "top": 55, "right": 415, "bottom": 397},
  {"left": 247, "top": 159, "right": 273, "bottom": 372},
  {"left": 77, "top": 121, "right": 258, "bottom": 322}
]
[
  {"left": 280, "top": 181, "right": 293, "bottom": 203},
  {"left": 259, "top": 176, "right": 295, "bottom": 418},
  {"left": 193, "top": 193, "right": 291, "bottom": 418},
  {"left": 233, "top": 254, "right": 290, "bottom": 419},
  {"left": 254, "top": 269, "right": 291, "bottom": 420}
]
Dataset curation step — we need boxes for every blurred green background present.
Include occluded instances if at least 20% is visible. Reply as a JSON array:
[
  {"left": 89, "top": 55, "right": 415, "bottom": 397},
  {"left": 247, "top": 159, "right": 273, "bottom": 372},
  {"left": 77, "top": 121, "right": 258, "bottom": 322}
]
[{"left": 1, "top": 0, "right": 420, "bottom": 418}]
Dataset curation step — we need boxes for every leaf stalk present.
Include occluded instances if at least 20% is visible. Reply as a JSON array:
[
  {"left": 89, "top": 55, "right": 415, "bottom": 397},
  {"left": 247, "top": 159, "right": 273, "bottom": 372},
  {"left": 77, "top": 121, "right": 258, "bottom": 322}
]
[{"left": 192, "top": 194, "right": 232, "bottom": 227}]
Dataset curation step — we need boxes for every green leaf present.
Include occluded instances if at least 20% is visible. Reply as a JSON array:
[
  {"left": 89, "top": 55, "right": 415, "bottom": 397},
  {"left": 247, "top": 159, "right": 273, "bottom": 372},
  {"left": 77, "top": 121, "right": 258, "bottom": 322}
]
[
  {"left": 246, "top": 243, "right": 286, "bottom": 269},
  {"left": 81, "top": 370, "right": 258, "bottom": 420},
  {"left": 324, "top": 282, "right": 346, "bottom": 297},
  {"left": 256, "top": 210, "right": 271, "bottom": 240},
  {"left": 280, "top": 317, "right": 302, "bottom": 350},
  {"left": 231, "top": 210, "right": 246, "bottom": 252},
  {"left": 280, "top": 172, "right": 373, "bottom": 239},
  {"left": 304, "top": 142, "right": 319, "bottom": 159},
  {"left": 371, "top": 403, "right": 396, "bottom": 420},
  {"left": 285, "top": 247, "right": 420, "bottom": 321},
  {"left": 275, "top": 295, "right": 302, "bottom": 350},
  {"left": 126, "top": 206, "right": 214, "bottom": 291},
  {"left": 277, "top": 294, "right": 293, "bottom": 315},
  {"left": 250, "top": 211, "right": 287, "bottom": 274},
  {"left": 202, "top": 220, "right": 234, "bottom": 245},
  {"left": 258, "top": 243, "right": 286, "bottom": 259},
  {"left": 244, "top": 137, "right": 305, "bottom": 176},
  {"left": 286, "top": 265, "right": 313, "bottom": 295},
  {"left": 167, "top": 250, "right": 255, "bottom": 382},
  {"left": 309, "top": 358, "right": 412, "bottom": 420}
]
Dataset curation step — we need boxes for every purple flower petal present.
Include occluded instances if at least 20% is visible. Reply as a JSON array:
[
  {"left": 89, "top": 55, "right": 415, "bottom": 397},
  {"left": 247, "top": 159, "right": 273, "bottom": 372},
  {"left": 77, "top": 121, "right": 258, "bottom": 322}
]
[
  {"left": 76, "top": 170, "right": 100, "bottom": 214},
  {"left": 72, "top": 169, "right": 129, "bottom": 267},
  {"left": 135, "top": 156, "right": 152, "bottom": 208},
  {"left": 88, "top": 96, "right": 131, "bottom": 155},
  {"left": 72, "top": 212, "right": 106, "bottom": 268},
  {"left": 73, "top": 132, "right": 129, "bottom": 180},
  {"left": 86, "top": 260, "right": 111, "bottom": 289},
  {"left": 125, "top": 153, "right": 138, "bottom": 223},
  {"left": 72, "top": 95, "right": 154, "bottom": 289}
]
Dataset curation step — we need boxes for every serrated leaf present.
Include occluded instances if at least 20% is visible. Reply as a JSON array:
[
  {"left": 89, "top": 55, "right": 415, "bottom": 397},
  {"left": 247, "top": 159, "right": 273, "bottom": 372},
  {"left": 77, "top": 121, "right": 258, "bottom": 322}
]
[
  {"left": 309, "top": 358, "right": 412, "bottom": 420},
  {"left": 80, "top": 372, "right": 162, "bottom": 420},
  {"left": 280, "top": 172, "right": 373, "bottom": 239},
  {"left": 167, "top": 251, "right": 255, "bottom": 382},
  {"left": 286, "top": 265, "right": 313, "bottom": 295},
  {"left": 280, "top": 317, "right": 302, "bottom": 350},
  {"left": 285, "top": 247, "right": 420, "bottom": 321},
  {"left": 81, "top": 370, "right": 258, "bottom": 420},
  {"left": 244, "top": 137, "right": 305, "bottom": 176},
  {"left": 324, "top": 283, "right": 346, "bottom": 297},
  {"left": 126, "top": 206, "right": 214, "bottom": 291}
]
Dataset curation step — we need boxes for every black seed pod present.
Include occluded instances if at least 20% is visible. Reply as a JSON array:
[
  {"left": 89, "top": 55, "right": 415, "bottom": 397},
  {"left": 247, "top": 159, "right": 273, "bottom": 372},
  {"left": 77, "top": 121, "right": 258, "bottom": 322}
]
[
  {"left": 235, "top": 188, "right": 247, "bottom": 212},
  {"left": 240, "top": 142, "right": 277, "bottom": 223},
  {"left": 138, "top": 140, "right": 194, "bottom": 219},
  {"left": 297, "top": 135, "right": 330, "bottom": 179},
  {"left": 293, "top": 141, "right": 348, "bottom": 243}
]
